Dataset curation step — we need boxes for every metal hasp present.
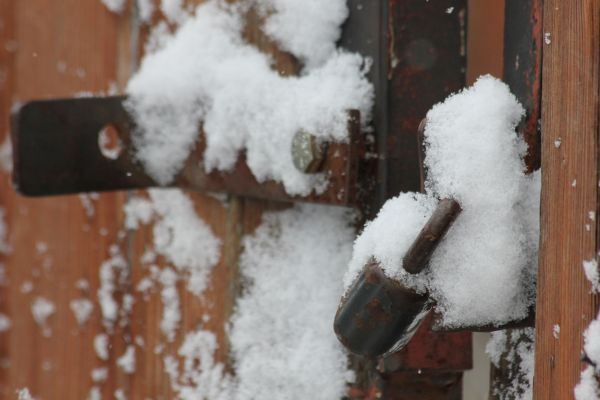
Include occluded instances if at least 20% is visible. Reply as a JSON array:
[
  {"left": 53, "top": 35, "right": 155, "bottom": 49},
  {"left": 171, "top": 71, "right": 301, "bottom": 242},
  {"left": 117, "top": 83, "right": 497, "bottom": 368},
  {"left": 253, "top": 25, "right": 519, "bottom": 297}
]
[
  {"left": 11, "top": 97, "right": 363, "bottom": 206},
  {"left": 334, "top": 198, "right": 461, "bottom": 357}
]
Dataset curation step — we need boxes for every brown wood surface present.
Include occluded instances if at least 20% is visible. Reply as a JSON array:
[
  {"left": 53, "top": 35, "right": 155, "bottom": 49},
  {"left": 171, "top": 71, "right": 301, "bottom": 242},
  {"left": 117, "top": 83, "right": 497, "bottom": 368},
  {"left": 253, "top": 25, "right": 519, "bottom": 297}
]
[{"left": 534, "top": 0, "right": 600, "bottom": 398}]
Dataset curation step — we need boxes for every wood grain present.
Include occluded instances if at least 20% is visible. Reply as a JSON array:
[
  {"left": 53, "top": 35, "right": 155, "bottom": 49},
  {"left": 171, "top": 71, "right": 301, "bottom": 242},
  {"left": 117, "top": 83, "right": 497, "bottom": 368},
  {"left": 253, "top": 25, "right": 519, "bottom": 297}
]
[{"left": 534, "top": 0, "right": 600, "bottom": 398}]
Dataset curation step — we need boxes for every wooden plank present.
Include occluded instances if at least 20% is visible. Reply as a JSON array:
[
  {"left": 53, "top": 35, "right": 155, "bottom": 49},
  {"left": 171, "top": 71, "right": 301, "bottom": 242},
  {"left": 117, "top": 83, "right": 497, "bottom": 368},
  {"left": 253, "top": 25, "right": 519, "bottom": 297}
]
[
  {"left": 533, "top": 0, "right": 600, "bottom": 398},
  {"left": 0, "top": 1, "right": 132, "bottom": 398}
]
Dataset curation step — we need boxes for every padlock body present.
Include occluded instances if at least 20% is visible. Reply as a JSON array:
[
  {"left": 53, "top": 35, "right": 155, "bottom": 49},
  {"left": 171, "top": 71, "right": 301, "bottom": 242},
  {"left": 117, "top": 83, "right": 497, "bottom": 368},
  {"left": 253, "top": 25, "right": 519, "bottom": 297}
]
[{"left": 334, "top": 260, "right": 431, "bottom": 357}]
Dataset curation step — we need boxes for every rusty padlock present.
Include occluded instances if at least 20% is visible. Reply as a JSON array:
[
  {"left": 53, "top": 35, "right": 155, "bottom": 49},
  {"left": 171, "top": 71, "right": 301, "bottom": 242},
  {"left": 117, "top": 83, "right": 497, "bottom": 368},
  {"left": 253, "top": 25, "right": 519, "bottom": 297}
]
[{"left": 333, "top": 198, "right": 461, "bottom": 357}]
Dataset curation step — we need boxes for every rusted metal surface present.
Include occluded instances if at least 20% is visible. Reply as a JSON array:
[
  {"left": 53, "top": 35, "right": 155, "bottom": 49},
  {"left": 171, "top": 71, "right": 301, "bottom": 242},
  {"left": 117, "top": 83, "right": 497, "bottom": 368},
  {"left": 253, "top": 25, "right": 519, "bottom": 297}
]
[
  {"left": 504, "top": 0, "right": 542, "bottom": 173},
  {"left": 334, "top": 259, "right": 432, "bottom": 357},
  {"left": 403, "top": 198, "right": 461, "bottom": 274},
  {"left": 11, "top": 97, "right": 363, "bottom": 206}
]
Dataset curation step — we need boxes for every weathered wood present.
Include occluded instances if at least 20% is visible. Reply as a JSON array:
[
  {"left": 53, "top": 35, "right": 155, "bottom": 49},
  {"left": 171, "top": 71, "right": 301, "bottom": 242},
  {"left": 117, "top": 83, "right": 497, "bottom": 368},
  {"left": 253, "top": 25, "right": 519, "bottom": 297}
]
[{"left": 534, "top": 0, "right": 600, "bottom": 398}]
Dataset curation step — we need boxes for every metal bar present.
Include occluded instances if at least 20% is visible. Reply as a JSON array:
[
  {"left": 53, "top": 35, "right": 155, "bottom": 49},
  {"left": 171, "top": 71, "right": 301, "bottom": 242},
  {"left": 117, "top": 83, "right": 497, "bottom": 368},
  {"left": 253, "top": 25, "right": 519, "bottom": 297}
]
[{"left": 11, "top": 96, "right": 362, "bottom": 206}]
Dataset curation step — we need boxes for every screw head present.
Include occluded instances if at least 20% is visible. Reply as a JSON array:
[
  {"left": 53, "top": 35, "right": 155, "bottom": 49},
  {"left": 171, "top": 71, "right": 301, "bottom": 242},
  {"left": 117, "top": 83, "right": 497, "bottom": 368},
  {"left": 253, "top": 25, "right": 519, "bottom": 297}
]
[{"left": 291, "top": 130, "right": 326, "bottom": 173}]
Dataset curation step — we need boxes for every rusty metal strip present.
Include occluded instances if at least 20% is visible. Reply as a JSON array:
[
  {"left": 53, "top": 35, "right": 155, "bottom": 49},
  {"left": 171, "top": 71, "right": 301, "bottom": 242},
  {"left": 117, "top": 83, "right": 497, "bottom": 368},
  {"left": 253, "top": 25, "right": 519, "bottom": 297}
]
[{"left": 11, "top": 96, "right": 362, "bottom": 206}]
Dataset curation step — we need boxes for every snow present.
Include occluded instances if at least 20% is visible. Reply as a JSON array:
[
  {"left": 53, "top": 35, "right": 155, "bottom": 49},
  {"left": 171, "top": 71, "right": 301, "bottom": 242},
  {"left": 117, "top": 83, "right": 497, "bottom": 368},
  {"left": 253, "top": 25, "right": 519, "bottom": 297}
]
[
  {"left": 70, "top": 298, "right": 94, "bottom": 326},
  {"left": 114, "top": 389, "right": 126, "bottom": 400},
  {"left": 124, "top": 189, "right": 221, "bottom": 295},
  {"left": 229, "top": 205, "right": 354, "bottom": 399},
  {"left": 159, "top": 267, "right": 181, "bottom": 342},
  {"left": 254, "top": 0, "right": 349, "bottom": 68},
  {"left": 31, "top": 297, "right": 55, "bottom": 337},
  {"left": 0, "top": 313, "right": 10, "bottom": 332},
  {"left": 583, "top": 259, "right": 600, "bottom": 293},
  {"left": 164, "top": 205, "right": 354, "bottom": 399},
  {"left": 161, "top": 0, "right": 188, "bottom": 24},
  {"left": 101, "top": 0, "right": 126, "bottom": 14},
  {"left": 17, "top": 388, "right": 33, "bottom": 400},
  {"left": 575, "top": 366, "right": 600, "bottom": 400},
  {"left": 137, "top": 0, "right": 154, "bottom": 23},
  {"left": 117, "top": 345, "right": 136, "bottom": 374},
  {"left": 345, "top": 76, "right": 540, "bottom": 328},
  {"left": 91, "top": 367, "right": 108, "bottom": 383},
  {"left": 88, "top": 387, "right": 101, "bottom": 400},
  {"left": 94, "top": 333, "right": 110, "bottom": 360},
  {"left": 553, "top": 324, "right": 560, "bottom": 339},
  {"left": 126, "top": 0, "right": 373, "bottom": 195},
  {"left": 486, "top": 328, "right": 535, "bottom": 400},
  {"left": 97, "top": 245, "right": 128, "bottom": 330}
]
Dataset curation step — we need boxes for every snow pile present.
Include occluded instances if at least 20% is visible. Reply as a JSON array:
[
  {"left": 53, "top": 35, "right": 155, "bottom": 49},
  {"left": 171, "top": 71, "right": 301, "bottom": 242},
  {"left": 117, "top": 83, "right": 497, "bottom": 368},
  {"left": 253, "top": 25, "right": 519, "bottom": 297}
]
[
  {"left": 137, "top": 0, "right": 155, "bottom": 23},
  {"left": 125, "top": 189, "right": 221, "bottom": 296},
  {"left": 254, "top": 0, "right": 349, "bottom": 68},
  {"left": 126, "top": 0, "right": 373, "bottom": 195},
  {"left": 161, "top": 0, "right": 188, "bottom": 24},
  {"left": 164, "top": 205, "right": 355, "bottom": 399},
  {"left": 575, "top": 314, "right": 600, "bottom": 399},
  {"left": 346, "top": 76, "right": 541, "bottom": 328},
  {"left": 486, "top": 328, "right": 535, "bottom": 400},
  {"left": 228, "top": 205, "right": 354, "bottom": 399},
  {"left": 117, "top": 345, "right": 136, "bottom": 374}
]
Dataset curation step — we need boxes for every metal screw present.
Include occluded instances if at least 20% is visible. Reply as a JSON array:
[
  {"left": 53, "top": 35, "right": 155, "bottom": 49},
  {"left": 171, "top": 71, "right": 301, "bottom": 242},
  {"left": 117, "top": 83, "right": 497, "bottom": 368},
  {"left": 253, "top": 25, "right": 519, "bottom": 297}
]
[{"left": 291, "top": 130, "right": 327, "bottom": 173}]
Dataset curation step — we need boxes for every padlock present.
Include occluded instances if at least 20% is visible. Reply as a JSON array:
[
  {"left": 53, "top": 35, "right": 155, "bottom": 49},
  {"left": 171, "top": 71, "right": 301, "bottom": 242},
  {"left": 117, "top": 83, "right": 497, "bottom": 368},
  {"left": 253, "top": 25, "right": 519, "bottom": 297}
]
[{"left": 333, "top": 198, "right": 461, "bottom": 357}]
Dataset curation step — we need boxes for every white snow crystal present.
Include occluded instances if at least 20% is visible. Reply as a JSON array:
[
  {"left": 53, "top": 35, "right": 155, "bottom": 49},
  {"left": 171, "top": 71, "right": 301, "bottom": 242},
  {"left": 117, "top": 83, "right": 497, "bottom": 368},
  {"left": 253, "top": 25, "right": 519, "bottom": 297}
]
[
  {"left": 554, "top": 138, "right": 562, "bottom": 148},
  {"left": 94, "top": 333, "right": 110, "bottom": 360},
  {"left": 88, "top": 387, "right": 101, "bottom": 400},
  {"left": 97, "top": 245, "right": 128, "bottom": 330},
  {"left": 159, "top": 267, "right": 181, "bottom": 342},
  {"left": 114, "top": 388, "right": 126, "bottom": 400},
  {"left": 31, "top": 297, "right": 55, "bottom": 337},
  {"left": 70, "top": 298, "right": 94, "bottom": 325},
  {"left": 346, "top": 76, "right": 539, "bottom": 328},
  {"left": 161, "top": 0, "right": 188, "bottom": 24},
  {"left": 553, "top": 324, "right": 560, "bottom": 339},
  {"left": 101, "top": 0, "right": 126, "bottom": 14},
  {"left": 583, "top": 259, "right": 600, "bottom": 293},
  {"left": 575, "top": 366, "right": 600, "bottom": 400},
  {"left": 126, "top": 0, "right": 373, "bottom": 195},
  {"left": 117, "top": 345, "right": 136, "bottom": 374}
]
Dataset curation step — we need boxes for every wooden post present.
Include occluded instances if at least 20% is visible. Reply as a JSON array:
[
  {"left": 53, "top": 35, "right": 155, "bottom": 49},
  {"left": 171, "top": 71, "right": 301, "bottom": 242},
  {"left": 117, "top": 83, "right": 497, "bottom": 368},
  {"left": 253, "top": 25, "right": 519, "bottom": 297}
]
[{"left": 534, "top": 0, "right": 600, "bottom": 398}]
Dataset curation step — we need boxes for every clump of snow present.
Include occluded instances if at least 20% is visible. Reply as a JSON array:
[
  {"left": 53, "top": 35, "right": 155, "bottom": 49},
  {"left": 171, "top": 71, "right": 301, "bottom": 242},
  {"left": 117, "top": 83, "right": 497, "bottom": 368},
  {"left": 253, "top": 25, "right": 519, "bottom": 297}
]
[
  {"left": 164, "top": 205, "right": 354, "bottom": 399},
  {"left": 346, "top": 76, "right": 540, "bottom": 328},
  {"left": 114, "top": 389, "right": 126, "bottom": 400},
  {"left": 159, "top": 268, "right": 181, "bottom": 342},
  {"left": 575, "top": 366, "right": 600, "bottom": 400},
  {"left": 486, "top": 328, "right": 535, "bottom": 400},
  {"left": 161, "top": 0, "right": 188, "bottom": 24},
  {"left": 17, "top": 388, "right": 33, "bottom": 400},
  {"left": 137, "top": 0, "right": 155, "bottom": 23},
  {"left": 88, "top": 387, "right": 101, "bottom": 400},
  {"left": 91, "top": 367, "right": 108, "bottom": 383},
  {"left": 171, "top": 329, "right": 233, "bottom": 399},
  {"left": 70, "top": 298, "right": 94, "bottom": 326},
  {"left": 229, "top": 205, "right": 354, "bottom": 399},
  {"left": 117, "top": 345, "right": 136, "bottom": 374},
  {"left": 94, "top": 333, "right": 110, "bottom": 360},
  {"left": 97, "top": 245, "right": 128, "bottom": 330},
  {"left": 31, "top": 297, "right": 55, "bottom": 337},
  {"left": 126, "top": 0, "right": 373, "bottom": 195},
  {"left": 101, "top": 0, "right": 126, "bottom": 14},
  {"left": 583, "top": 259, "right": 600, "bottom": 293},
  {"left": 79, "top": 193, "right": 99, "bottom": 218},
  {"left": 124, "top": 189, "right": 221, "bottom": 295},
  {"left": 553, "top": 324, "right": 561, "bottom": 339},
  {"left": 0, "top": 313, "right": 11, "bottom": 332},
  {"left": 254, "top": 0, "right": 349, "bottom": 68}
]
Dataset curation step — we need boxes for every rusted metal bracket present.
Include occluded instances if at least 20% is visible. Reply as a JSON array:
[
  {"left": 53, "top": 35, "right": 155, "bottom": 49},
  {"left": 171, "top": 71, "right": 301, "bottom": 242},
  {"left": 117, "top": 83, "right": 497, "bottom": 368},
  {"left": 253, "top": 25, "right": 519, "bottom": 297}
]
[{"left": 11, "top": 96, "right": 363, "bottom": 206}]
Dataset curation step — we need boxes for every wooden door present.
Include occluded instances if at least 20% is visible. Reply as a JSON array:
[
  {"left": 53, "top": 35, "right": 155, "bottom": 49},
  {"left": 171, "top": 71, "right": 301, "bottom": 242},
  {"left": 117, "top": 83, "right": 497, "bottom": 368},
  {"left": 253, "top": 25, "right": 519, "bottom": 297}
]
[{"left": 0, "top": 1, "right": 473, "bottom": 399}]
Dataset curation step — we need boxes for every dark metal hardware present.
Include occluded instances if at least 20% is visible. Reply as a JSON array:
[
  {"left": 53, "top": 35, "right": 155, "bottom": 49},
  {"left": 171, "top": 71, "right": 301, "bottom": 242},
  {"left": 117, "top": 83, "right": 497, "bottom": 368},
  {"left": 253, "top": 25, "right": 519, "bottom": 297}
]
[
  {"left": 333, "top": 198, "right": 461, "bottom": 357},
  {"left": 11, "top": 97, "right": 363, "bottom": 206}
]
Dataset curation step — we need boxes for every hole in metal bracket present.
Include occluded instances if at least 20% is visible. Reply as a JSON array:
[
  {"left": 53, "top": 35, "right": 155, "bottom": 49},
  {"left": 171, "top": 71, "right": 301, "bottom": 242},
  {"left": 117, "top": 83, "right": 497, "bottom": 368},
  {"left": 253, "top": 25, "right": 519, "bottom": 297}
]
[{"left": 98, "top": 124, "right": 123, "bottom": 160}]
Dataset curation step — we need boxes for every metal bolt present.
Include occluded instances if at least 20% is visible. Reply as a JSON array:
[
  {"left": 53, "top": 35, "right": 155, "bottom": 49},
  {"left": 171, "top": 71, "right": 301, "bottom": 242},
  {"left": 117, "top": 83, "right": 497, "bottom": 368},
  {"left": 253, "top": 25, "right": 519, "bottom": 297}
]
[{"left": 291, "top": 130, "right": 327, "bottom": 174}]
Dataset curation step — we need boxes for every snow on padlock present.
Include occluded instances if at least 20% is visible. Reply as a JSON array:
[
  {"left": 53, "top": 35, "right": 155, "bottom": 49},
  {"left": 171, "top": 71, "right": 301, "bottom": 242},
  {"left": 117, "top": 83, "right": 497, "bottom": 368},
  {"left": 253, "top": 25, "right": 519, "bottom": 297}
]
[{"left": 333, "top": 198, "right": 461, "bottom": 357}]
